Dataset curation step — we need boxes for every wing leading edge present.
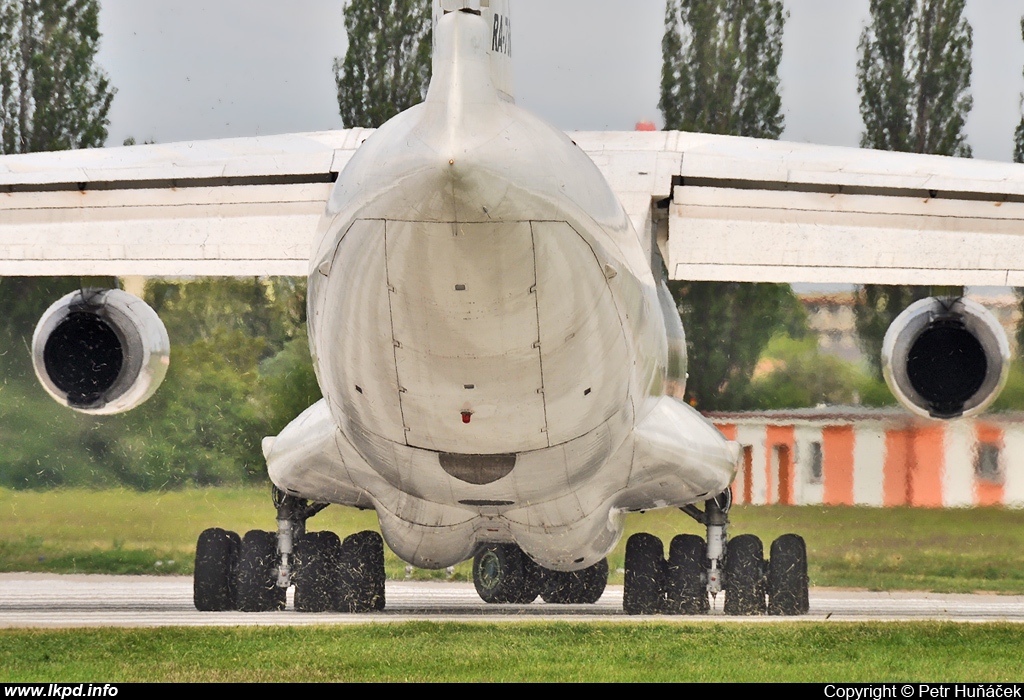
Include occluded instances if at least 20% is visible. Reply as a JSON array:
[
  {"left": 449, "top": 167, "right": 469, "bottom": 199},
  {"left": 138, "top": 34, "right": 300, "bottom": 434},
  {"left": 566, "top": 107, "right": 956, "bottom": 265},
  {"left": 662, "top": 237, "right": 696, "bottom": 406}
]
[
  {"left": 571, "top": 131, "right": 1024, "bottom": 286},
  {"left": 0, "top": 130, "right": 369, "bottom": 276}
]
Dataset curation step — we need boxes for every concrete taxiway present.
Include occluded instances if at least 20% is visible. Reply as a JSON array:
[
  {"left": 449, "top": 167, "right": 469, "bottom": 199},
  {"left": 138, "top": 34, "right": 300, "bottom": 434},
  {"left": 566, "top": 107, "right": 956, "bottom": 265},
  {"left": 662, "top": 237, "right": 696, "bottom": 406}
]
[{"left": 0, "top": 574, "right": 1022, "bottom": 627}]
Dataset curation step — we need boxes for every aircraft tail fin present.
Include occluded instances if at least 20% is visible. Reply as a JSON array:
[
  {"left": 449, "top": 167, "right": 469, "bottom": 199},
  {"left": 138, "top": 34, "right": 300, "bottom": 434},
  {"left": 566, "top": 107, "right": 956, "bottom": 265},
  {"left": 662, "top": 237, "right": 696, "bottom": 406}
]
[{"left": 434, "top": 0, "right": 513, "bottom": 102}]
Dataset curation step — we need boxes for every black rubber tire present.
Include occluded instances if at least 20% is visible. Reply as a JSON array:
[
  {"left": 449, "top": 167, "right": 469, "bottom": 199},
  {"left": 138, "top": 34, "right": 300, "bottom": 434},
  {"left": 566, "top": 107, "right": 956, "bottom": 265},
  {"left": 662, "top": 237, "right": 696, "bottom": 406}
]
[
  {"left": 623, "top": 533, "right": 665, "bottom": 615},
  {"left": 336, "top": 530, "right": 386, "bottom": 612},
  {"left": 723, "top": 534, "right": 766, "bottom": 615},
  {"left": 767, "top": 534, "right": 810, "bottom": 616},
  {"left": 665, "top": 534, "right": 709, "bottom": 614},
  {"left": 236, "top": 530, "right": 286, "bottom": 612},
  {"left": 473, "top": 543, "right": 540, "bottom": 604},
  {"left": 193, "top": 528, "right": 240, "bottom": 611},
  {"left": 540, "top": 558, "right": 609, "bottom": 604},
  {"left": 294, "top": 530, "right": 343, "bottom": 613},
  {"left": 518, "top": 552, "right": 543, "bottom": 604}
]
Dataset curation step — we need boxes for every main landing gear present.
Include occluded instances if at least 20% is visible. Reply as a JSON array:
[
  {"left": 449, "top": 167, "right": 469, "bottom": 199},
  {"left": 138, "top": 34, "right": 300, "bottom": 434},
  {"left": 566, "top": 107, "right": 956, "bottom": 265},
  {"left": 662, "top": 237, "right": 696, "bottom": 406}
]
[
  {"left": 193, "top": 487, "right": 385, "bottom": 613},
  {"left": 472, "top": 543, "right": 609, "bottom": 605},
  {"left": 623, "top": 490, "right": 809, "bottom": 616}
]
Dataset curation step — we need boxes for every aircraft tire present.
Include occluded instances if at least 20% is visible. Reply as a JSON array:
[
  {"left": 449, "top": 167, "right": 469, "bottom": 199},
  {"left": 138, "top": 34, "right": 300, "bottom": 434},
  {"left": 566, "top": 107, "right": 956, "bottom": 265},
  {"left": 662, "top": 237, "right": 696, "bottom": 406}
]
[
  {"left": 473, "top": 543, "right": 538, "bottom": 604},
  {"left": 516, "top": 551, "right": 543, "bottom": 604},
  {"left": 665, "top": 534, "right": 710, "bottom": 614},
  {"left": 540, "top": 558, "right": 608, "bottom": 604},
  {"left": 294, "top": 530, "right": 343, "bottom": 613},
  {"left": 767, "top": 534, "right": 809, "bottom": 615},
  {"left": 336, "top": 530, "right": 385, "bottom": 612},
  {"left": 723, "top": 534, "right": 766, "bottom": 615},
  {"left": 193, "top": 527, "right": 240, "bottom": 611},
  {"left": 623, "top": 533, "right": 665, "bottom": 614},
  {"left": 236, "top": 529, "right": 286, "bottom": 612}
]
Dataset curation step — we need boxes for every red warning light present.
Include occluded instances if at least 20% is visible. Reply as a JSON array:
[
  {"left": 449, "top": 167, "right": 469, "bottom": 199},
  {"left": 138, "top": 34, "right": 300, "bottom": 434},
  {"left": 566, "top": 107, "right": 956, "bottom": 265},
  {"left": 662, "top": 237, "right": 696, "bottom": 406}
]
[{"left": 461, "top": 411, "right": 472, "bottom": 424}]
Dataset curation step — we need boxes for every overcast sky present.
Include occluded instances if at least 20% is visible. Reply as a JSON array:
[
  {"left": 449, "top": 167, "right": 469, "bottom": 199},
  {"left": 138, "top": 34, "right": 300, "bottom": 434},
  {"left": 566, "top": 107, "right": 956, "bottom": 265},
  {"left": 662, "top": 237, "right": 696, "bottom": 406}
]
[{"left": 96, "top": 0, "right": 1024, "bottom": 162}]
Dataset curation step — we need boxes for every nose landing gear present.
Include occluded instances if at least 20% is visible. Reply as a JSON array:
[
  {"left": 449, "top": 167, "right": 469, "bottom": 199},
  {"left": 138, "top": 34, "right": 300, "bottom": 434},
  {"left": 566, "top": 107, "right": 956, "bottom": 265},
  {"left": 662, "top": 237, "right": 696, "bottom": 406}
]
[{"left": 471, "top": 543, "right": 610, "bottom": 605}]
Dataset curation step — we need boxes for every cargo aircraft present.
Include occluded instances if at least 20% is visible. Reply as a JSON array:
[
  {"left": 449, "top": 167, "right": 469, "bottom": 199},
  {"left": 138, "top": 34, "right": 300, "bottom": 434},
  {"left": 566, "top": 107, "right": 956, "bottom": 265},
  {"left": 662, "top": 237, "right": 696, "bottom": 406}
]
[{"left": 2, "top": 0, "right": 1021, "bottom": 615}]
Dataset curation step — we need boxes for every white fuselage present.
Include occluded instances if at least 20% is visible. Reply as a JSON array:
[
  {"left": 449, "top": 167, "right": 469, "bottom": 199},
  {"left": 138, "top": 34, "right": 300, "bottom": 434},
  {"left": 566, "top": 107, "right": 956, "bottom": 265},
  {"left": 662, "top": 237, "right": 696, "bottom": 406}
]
[{"left": 265, "top": 10, "right": 738, "bottom": 571}]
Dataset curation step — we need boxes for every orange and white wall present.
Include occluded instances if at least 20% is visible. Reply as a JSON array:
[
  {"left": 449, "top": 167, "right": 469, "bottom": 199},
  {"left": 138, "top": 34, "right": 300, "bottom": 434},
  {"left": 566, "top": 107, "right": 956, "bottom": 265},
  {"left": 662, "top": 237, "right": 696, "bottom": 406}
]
[{"left": 710, "top": 409, "right": 1024, "bottom": 508}]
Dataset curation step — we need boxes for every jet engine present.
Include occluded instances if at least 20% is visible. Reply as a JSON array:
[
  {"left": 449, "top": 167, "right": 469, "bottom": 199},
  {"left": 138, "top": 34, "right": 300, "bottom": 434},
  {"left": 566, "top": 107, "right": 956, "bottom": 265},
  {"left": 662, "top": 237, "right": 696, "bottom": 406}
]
[
  {"left": 31, "top": 289, "right": 170, "bottom": 415},
  {"left": 882, "top": 297, "right": 1009, "bottom": 420}
]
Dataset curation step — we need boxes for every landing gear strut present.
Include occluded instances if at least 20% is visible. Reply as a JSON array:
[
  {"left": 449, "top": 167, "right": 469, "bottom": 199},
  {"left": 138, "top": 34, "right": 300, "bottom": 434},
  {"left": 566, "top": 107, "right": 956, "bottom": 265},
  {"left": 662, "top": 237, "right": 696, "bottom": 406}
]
[
  {"left": 192, "top": 486, "right": 385, "bottom": 612},
  {"left": 622, "top": 489, "right": 808, "bottom": 616}
]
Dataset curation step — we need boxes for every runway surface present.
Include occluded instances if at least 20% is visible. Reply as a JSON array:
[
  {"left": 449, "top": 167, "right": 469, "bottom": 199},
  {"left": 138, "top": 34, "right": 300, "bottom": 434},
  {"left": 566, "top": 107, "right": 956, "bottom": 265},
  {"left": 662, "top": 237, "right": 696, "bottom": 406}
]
[{"left": 1, "top": 574, "right": 1023, "bottom": 627}]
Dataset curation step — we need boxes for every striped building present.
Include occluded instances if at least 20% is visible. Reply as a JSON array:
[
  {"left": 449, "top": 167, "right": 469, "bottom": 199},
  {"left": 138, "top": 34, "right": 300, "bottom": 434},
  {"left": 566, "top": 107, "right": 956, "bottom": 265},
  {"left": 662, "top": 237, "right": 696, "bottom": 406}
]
[{"left": 709, "top": 408, "right": 1024, "bottom": 508}]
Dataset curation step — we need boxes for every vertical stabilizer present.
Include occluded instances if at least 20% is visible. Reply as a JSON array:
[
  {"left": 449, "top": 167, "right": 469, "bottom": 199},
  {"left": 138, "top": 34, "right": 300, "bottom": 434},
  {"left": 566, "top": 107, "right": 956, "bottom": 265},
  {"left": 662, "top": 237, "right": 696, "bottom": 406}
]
[{"left": 434, "top": 0, "right": 514, "bottom": 102}]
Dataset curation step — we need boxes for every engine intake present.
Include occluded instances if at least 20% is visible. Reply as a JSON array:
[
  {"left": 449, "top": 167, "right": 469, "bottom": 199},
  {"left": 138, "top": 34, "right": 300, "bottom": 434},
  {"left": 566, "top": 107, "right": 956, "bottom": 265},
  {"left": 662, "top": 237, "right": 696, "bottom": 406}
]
[
  {"left": 882, "top": 297, "right": 1009, "bottom": 420},
  {"left": 32, "top": 289, "right": 170, "bottom": 415}
]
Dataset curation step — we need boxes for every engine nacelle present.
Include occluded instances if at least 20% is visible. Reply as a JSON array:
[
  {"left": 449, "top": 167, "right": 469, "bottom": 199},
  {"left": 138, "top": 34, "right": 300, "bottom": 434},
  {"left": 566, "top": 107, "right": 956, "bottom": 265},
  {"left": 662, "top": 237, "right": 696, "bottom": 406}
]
[
  {"left": 882, "top": 297, "right": 1009, "bottom": 420},
  {"left": 32, "top": 289, "right": 170, "bottom": 415}
]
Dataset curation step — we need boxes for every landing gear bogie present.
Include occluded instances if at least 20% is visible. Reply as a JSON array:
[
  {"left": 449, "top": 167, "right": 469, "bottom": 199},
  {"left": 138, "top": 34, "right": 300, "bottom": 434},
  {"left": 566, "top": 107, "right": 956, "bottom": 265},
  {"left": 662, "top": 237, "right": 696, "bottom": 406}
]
[
  {"left": 622, "top": 489, "right": 809, "bottom": 617},
  {"left": 192, "top": 486, "right": 386, "bottom": 613}
]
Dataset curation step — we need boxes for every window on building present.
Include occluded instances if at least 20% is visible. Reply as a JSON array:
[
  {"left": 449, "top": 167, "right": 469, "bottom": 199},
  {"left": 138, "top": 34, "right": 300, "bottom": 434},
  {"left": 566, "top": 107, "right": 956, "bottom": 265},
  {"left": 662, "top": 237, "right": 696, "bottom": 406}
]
[
  {"left": 807, "top": 441, "right": 823, "bottom": 485},
  {"left": 774, "top": 445, "right": 793, "bottom": 505},
  {"left": 974, "top": 442, "right": 1003, "bottom": 485},
  {"left": 742, "top": 445, "right": 753, "bottom": 505}
]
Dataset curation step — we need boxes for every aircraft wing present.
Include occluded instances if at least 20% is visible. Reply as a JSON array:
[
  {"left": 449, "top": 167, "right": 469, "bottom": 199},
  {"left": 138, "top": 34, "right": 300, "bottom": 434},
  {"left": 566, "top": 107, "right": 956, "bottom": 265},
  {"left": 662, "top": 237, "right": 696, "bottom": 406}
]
[
  {"left": 3, "top": 128, "right": 1023, "bottom": 284},
  {"left": 0, "top": 130, "right": 371, "bottom": 276},
  {"left": 573, "top": 131, "right": 1024, "bottom": 286}
]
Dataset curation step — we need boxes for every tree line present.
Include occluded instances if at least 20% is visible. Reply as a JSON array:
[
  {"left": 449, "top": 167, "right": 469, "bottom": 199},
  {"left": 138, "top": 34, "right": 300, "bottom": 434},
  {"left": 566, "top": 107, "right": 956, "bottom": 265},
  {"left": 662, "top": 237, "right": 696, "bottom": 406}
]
[{"left": 1, "top": 0, "right": 1023, "bottom": 488}]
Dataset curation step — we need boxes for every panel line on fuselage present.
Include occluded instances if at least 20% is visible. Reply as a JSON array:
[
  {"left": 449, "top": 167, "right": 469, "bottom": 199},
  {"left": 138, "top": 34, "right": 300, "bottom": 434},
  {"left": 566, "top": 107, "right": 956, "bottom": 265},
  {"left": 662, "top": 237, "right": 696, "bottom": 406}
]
[
  {"left": 383, "top": 220, "right": 411, "bottom": 444},
  {"left": 529, "top": 221, "right": 551, "bottom": 448}
]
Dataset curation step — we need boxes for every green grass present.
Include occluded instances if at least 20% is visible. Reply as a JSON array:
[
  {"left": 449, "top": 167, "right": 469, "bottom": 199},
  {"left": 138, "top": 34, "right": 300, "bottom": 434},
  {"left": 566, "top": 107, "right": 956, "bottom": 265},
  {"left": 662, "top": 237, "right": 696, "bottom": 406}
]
[
  {"left": 3, "top": 487, "right": 1024, "bottom": 592},
  {"left": 2, "top": 622, "right": 1023, "bottom": 682},
  {"left": 0, "top": 487, "right": 381, "bottom": 577}
]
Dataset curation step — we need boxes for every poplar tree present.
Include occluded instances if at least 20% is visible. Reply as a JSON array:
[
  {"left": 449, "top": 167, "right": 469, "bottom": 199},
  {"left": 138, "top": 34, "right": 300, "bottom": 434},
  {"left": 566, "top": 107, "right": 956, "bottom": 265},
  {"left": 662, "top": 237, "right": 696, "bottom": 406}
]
[
  {"left": 0, "top": 0, "right": 116, "bottom": 381},
  {"left": 0, "top": 0, "right": 115, "bottom": 155},
  {"left": 333, "top": 0, "right": 432, "bottom": 129},
  {"left": 0, "top": 0, "right": 116, "bottom": 387},
  {"left": 659, "top": 0, "right": 785, "bottom": 138},
  {"left": 660, "top": 0, "right": 798, "bottom": 410},
  {"left": 855, "top": 0, "right": 973, "bottom": 378},
  {"left": 857, "top": 0, "right": 972, "bottom": 157}
]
